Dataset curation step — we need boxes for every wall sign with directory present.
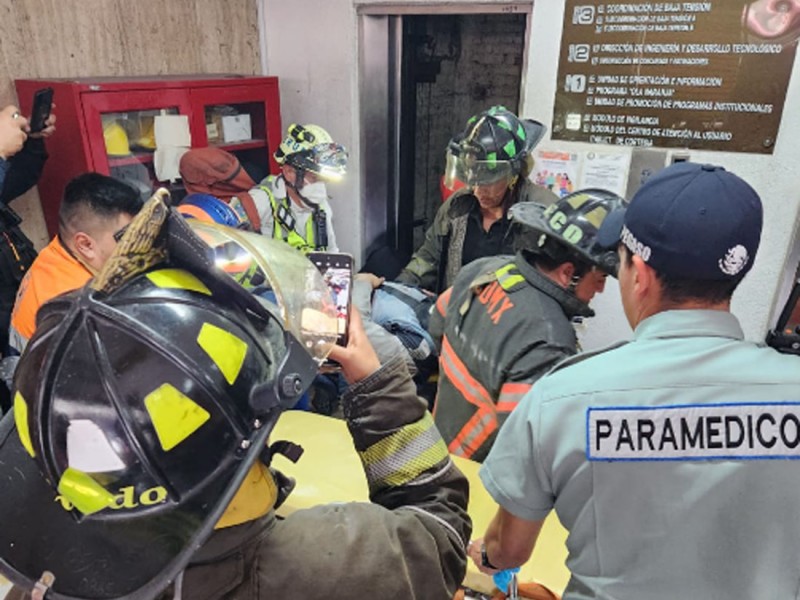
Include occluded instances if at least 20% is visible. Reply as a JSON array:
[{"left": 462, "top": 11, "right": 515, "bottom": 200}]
[{"left": 308, "top": 252, "right": 353, "bottom": 350}]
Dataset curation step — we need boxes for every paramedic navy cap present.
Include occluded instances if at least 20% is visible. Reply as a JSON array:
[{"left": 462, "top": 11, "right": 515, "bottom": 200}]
[{"left": 597, "top": 162, "right": 763, "bottom": 280}]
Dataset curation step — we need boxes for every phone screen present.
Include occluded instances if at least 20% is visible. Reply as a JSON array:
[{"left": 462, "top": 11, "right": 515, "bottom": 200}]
[
  {"left": 308, "top": 252, "right": 353, "bottom": 348},
  {"left": 29, "top": 87, "right": 54, "bottom": 133}
]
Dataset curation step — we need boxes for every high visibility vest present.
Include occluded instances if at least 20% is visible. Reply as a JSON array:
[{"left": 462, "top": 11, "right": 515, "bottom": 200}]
[{"left": 259, "top": 184, "right": 324, "bottom": 253}]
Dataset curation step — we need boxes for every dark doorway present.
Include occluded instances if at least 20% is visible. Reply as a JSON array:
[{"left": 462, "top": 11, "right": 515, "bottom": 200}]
[{"left": 398, "top": 13, "right": 528, "bottom": 259}]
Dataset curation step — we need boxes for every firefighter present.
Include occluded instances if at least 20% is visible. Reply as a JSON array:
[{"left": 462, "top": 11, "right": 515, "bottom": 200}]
[
  {"left": 0, "top": 191, "right": 469, "bottom": 600},
  {"left": 252, "top": 123, "right": 347, "bottom": 252},
  {"left": 395, "top": 105, "right": 557, "bottom": 294},
  {"left": 429, "top": 189, "right": 624, "bottom": 462}
]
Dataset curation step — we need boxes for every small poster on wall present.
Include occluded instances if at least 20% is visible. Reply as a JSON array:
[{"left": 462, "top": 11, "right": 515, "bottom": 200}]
[
  {"left": 578, "top": 150, "right": 630, "bottom": 197},
  {"left": 532, "top": 150, "right": 581, "bottom": 198}
]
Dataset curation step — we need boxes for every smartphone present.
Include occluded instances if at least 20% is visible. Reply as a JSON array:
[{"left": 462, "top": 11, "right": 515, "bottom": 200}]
[
  {"left": 308, "top": 252, "right": 353, "bottom": 349},
  {"left": 29, "top": 87, "right": 54, "bottom": 133}
]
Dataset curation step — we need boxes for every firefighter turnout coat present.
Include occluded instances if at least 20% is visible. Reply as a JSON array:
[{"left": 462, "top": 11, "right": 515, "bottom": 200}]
[
  {"left": 430, "top": 252, "right": 594, "bottom": 462},
  {"left": 170, "top": 354, "right": 471, "bottom": 600}
]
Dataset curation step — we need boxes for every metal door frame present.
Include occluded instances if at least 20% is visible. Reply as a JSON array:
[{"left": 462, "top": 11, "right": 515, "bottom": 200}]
[{"left": 358, "top": 3, "right": 533, "bottom": 258}]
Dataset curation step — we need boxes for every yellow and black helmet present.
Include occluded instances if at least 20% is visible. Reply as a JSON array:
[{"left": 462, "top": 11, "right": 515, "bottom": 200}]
[
  {"left": 0, "top": 194, "right": 322, "bottom": 599},
  {"left": 273, "top": 123, "right": 348, "bottom": 182},
  {"left": 510, "top": 188, "right": 626, "bottom": 276}
]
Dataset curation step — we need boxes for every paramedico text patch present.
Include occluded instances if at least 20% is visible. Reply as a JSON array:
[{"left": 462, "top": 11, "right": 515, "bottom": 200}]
[{"left": 587, "top": 402, "right": 800, "bottom": 461}]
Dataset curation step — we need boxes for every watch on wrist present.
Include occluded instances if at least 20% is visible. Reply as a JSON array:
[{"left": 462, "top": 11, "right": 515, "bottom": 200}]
[{"left": 480, "top": 542, "right": 499, "bottom": 570}]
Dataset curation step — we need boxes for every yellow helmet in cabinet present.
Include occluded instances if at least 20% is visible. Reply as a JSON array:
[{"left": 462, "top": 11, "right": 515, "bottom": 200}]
[{"left": 103, "top": 121, "right": 132, "bottom": 157}]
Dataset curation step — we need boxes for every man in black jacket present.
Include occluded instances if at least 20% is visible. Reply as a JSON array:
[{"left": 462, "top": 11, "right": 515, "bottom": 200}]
[{"left": 0, "top": 103, "right": 55, "bottom": 412}]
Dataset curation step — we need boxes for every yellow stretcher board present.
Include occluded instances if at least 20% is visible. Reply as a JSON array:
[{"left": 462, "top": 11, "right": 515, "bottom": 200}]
[{"left": 271, "top": 410, "right": 570, "bottom": 596}]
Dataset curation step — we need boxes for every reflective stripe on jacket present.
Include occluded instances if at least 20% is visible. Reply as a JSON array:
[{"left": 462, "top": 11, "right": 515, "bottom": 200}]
[{"left": 430, "top": 253, "right": 592, "bottom": 462}]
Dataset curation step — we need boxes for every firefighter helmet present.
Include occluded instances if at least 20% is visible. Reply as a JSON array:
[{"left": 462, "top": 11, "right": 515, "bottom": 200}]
[
  {"left": 510, "top": 188, "right": 625, "bottom": 276},
  {"left": 274, "top": 123, "right": 348, "bottom": 182},
  {"left": 0, "top": 191, "right": 326, "bottom": 600},
  {"left": 444, "top": 106, "right": 546, "bottom": 188},
  {"left": 103, "top": 121, "right": 131, "bottom": 157}
]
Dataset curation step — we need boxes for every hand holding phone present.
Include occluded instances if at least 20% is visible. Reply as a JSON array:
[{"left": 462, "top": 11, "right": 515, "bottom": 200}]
[
  {"left": 308, "top": 252, "right": 353, "bottom": 350},
  {"left": 326, "top": 308, "right": 381, "bottom": 384},
  {"left": 29, "top": 87, "right": 54, "bottom": 134},
  {"left": 0, "top": 105, "right": 28, "bottom": 159}
]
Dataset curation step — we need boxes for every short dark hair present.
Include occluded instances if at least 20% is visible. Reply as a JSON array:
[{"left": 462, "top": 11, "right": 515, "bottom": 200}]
[
  {"left": 621, "top": 245, "right": 739, "bottom": 304},
  {"left": 521, "top": 248, "right": 591, "bottom": 278},
  {"left": 59, "top": 173, "right": 143, "bottom": 234}
]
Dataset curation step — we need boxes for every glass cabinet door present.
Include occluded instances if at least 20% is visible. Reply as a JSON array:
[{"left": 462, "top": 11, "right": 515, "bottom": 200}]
[
  {"left": 82, "top": 89, "right": 192, "bottom": 198},
  {"left": 189, "top": 82, "right": 282, "bottom": 184}
]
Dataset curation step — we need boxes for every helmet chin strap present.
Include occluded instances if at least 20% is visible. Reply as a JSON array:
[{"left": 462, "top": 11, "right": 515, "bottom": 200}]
[{"left": 284, "top": 167, "right": 320, "bottom": 209}]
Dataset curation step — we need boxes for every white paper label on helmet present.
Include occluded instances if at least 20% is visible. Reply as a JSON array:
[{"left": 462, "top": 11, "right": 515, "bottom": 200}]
[
  {"left": 565, "top": 113, "right": 582, "bottom": 131},
  {"left": 587, "top": 403, "right": 800, "bottom": 461},
  {"left": 67, "top": 419, "right": 126, "bottom": 473}
]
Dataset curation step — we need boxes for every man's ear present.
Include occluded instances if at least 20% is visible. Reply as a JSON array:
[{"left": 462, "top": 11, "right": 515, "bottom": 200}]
[
  {"left": 631, "top": 254, "right": 656, "bottom": 299},
  {"left": 554, "top": 261, "right": 576, "bottom": 288},
  {"left": 72, "top": 231, "right": 96, "bottom": 262}
]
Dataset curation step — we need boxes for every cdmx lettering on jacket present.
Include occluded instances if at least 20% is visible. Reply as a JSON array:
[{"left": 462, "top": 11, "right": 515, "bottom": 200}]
[
  {"left": 55, "top": 485, "right": 169, "bottom": 511},
  {"left": 476, "top": 281, "right": 514, "bottom": 325},
  {"left": 587, "top": 402, "right": 800, "bottom": 461}
]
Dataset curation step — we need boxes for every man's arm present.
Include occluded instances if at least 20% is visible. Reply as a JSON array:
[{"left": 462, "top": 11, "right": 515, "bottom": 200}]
[
  {"left": 469, "top": 507, "right": 545, "bottom": 572},
  {"left": 427, "top": 285, "right": 451, "bottom": 351},
  {"left": 396, "top": 200, "right": 452, "bottom": 292},
  {"left": 262, "top": 311, "right": 470, "bottom": 598},
  {"left": 1, "top": 138, "right": 48, "bottom": 205}
]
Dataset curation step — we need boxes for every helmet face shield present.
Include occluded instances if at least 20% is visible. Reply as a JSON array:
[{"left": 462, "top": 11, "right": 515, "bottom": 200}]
[
  {"left": 444, "top": 147, "right": 514, "bottom": 189},
  {"left": 187, "top": 221, "right": 340, "bottom": 365},
  {"left": 286, "top": 142, "right": 348, "bottom": 182},
  {"left": 308, "top": 142, "right": 348, "bottom": 181}
]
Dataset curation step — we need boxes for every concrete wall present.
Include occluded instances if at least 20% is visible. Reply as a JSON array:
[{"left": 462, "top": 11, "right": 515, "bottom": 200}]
[
  {"left": 262, "top": 0, "right": 800, "bottom": 346},
  {"left": 262, "top": 0, "right": 361, "bottom": 258},
  {"left": 0, "top": 0, "right": 261, "bottom": 248}
]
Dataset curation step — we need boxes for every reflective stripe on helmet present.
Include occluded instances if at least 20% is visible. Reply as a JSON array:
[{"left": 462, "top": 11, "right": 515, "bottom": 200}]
[
  {"left": 145, "top": 383, "right": 212, "bottom": 451},
  {"left": 197, "top": 322, "right": 249, "bottom": 385}
]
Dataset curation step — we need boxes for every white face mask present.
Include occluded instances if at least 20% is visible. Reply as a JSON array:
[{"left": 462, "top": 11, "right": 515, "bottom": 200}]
[{"left": 300, "top": 181, "right": 328, "bottom": 206}]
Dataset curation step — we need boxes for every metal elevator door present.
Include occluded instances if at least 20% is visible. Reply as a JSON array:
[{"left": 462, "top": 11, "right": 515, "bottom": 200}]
[{"left": 359, "top": 5, "right": 531, "bottom": 273}]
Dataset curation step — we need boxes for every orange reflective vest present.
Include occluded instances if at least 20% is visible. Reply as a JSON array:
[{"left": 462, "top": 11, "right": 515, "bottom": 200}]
[{"left": 9, "top": 237, "right": 92, "bottom": 352}]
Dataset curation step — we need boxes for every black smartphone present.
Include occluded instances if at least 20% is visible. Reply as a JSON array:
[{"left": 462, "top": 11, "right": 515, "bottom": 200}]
[
  {"left": 29, "top": 87, "right": 54, "bottom": 133},
  {"left": 308, "top": 252, "right": 353, "bottom": 348}
]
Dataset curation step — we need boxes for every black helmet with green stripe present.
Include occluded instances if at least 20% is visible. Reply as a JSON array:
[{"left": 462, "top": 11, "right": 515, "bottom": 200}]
[
  {"left": 444, "top": 105, "right": 546, "bottom": 188},
  {"left": 510, "top": 188, "right": 626, "bottom": 276}
]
